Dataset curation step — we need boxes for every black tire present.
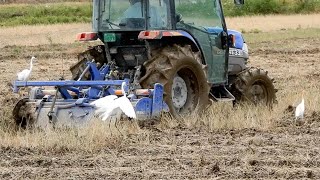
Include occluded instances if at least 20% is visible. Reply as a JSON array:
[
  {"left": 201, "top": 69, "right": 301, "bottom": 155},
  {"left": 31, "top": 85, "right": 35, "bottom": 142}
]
[
  {"left": 12, "top": 98, "right": 36, "bottom": 129},
  {"left": 233, "top": 67, "right": 276, "bottom": 107},
  {"left": 140, "top": 44, "right": 210, "bottom": 118}
]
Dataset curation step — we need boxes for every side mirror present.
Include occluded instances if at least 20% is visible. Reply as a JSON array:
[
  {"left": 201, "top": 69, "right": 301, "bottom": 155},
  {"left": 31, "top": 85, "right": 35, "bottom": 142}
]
[
  {"left": 234, "top": 0, "right": 244, "bottom": 5},
  {"left": 176, "top": 13, "right": 182, "bottom": 23},
  {"left": 217, "top": 31, "right": 228, "bottom": 50}
]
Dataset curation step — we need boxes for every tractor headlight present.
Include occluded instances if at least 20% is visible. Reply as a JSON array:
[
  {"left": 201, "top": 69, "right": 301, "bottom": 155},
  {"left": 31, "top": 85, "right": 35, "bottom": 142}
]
[{"left": 242, "top": 42, "right": 249, "bottom": 54}]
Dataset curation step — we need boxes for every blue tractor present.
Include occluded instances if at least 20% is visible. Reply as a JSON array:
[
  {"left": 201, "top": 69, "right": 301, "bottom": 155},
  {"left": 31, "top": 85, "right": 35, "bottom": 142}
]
[{"left": 12, "top": 0, "right": 276, "bottom": 128}]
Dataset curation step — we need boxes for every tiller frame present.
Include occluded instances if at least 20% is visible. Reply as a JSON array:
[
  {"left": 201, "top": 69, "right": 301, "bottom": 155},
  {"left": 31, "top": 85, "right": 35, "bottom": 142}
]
[{"left": 12, "top": 61, "right": 168, "bottom": 128}]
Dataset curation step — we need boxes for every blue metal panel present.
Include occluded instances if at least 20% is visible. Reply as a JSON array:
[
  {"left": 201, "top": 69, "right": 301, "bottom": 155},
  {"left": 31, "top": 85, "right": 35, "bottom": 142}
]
[
  {"left": 75, "top": 98, "right": 92, "bottom": 106},
  {"left": 13, "top": 80, "right": 127, "bottom": 92},
  {"left": 135, "top": 97, "right": 152, "bottom": 119},
  {"left": 99, "top": 64, "right": 110, "bottom": 79},
  {"left": 106, "top": 88, "right": 115, "bottom": 96},
  {"left": 59, "top": 88, "right": 73, "bottom": 99},
  {"left": 151, "top": 83, "right": 164, "bottom": 118},
  {"left": 87, "top": 87, "right": 101, "bottom": 99},
  {"left": 89, "top": 62, "right": 103, "bottom": 80},
  {"left": 66, "top": 87, "right": 80, "bottom": 96}
]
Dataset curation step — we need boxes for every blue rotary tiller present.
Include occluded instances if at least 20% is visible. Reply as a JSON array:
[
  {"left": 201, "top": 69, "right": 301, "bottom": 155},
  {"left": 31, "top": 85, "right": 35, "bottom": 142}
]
[{"left": 12, "top": 61, "right": 169, "bottom": 128}]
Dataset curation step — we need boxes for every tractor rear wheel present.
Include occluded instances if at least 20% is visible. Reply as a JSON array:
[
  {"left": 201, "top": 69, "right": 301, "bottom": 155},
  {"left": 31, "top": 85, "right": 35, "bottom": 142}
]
[
  {"left": 233, "top": 68, "right": 276, "bottom": 107},
  {"left": 70, "top": 45, "right": 106, "bottom": 80},
  {"left": 140, "top": 45, "right": 210, "bottom": 119}
]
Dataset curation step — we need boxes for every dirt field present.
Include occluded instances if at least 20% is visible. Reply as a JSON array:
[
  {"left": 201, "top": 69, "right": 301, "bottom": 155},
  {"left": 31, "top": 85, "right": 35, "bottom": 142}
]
[{"left": 1, "top": 14, "right": 320, "bottom": 179}]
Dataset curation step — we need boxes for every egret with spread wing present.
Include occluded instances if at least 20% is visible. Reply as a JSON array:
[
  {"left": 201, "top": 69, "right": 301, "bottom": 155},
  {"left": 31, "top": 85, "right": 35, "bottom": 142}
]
[
  {"left": 295, "top": 90, "right": 305, "bottom": 123},
  {"left": 17, "top": 56, "right": 36, "bottom": 81},
  {"left": 91, "top": 82, "right": 136, "bottom": 121}
]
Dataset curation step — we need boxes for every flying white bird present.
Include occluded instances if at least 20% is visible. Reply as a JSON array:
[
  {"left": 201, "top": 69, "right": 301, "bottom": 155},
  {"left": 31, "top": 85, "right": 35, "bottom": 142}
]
[
  {"left": 17, "top": 56, "right": 36, "bottom": 81},
  {"left": 295, "top": 91, "right": 305, "bottom": 122},
  {"left": 90, "top": 82, "right": 136, "bottom": 121}
]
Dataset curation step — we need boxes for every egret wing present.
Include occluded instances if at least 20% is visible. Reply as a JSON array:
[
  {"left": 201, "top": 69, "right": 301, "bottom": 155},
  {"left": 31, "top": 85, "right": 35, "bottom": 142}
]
[
  {"left": 90, "top": 95, "right": 118, "bottom": 108},
  {"left": 94, "top": 99, "right": 119, "bottom": 121},
  {"left": 98, "top": 108, "right": 114, "bottom": 121},
  {"left": 115, "top": 96, "right": 136, "bottom": 119},
  {"left": 97, "top": 106, "right": 119, "bottom": 121},
  {"left": 95, "top": 103, "right": 115, "bottom": 116}
]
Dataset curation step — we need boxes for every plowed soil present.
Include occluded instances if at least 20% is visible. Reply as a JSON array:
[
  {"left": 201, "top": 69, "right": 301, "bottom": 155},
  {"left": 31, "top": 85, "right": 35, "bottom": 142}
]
[
  {"left": 1, "top": 124, "right": 320, "bottom": 179},
  {"left": 1, "top": 26, "right": 320, "bottom": 178}
]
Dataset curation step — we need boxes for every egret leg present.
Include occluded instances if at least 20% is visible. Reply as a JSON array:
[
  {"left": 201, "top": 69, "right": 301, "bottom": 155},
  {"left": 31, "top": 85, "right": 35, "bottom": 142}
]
[
  {"left": 108, "top": 117, "right": 113, "bottom": 137},
  {"left": 113, "top": 110, "right": 122, "bottom": 136},
  {"left": 115, "top": 117, "right": 124, "bottom": 136},
  {"left": 110, "top": 116, "right": 118, "bottom": 136},
  {"left": 114, "top": 118, "right": 119, "bottom": 135}
]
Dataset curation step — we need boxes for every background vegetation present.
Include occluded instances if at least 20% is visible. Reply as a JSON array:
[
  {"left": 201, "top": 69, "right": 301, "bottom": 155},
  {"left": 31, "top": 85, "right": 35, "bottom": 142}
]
[
  {"left": 0, "top": 0, "right": 319, "bottom": 27},
  {"left": 177, "top": 0, "right": 320, "bottom": 18},
  {"left": 222, "top": 0, "right": 320, "bottom": 16},
  {"left": 0, "top": 2, "right": 92, "bottom": 26}
]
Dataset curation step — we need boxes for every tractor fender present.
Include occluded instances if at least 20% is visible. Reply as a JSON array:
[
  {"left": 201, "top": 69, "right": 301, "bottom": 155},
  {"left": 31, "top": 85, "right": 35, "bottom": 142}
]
[
  {"left": 138, "top": 30, "right": 203, "bottom": 62},
  {"left": 138, "top": 30, "right": 197, "bottom": 44}
]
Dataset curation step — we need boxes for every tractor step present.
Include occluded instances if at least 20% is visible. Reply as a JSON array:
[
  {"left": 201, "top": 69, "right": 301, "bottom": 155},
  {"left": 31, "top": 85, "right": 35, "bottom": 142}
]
[{"left": 210, "top": 86, "right": 235, "bottom": 102}]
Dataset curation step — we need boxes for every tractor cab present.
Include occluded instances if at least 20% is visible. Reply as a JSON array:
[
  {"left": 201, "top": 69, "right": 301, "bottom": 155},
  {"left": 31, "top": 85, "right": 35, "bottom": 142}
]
[
  {"left": 87, "top": 0, "right": 233, "bottom": 85},
  {"left": 94, "top": 0, "right": 172, "bottom": 31}
]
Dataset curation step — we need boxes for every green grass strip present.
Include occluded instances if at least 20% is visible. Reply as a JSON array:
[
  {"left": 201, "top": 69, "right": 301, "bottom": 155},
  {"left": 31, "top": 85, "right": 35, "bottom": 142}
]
[{"left": 0, "top": 3, "right": 92, "bottom": 27}]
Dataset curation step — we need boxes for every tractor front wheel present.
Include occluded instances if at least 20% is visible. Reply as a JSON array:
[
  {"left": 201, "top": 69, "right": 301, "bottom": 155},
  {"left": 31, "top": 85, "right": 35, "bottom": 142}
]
[
  {"left": 140, "top": 45, "right": 210, "bottom": 119},
  {"left": 232, "top": 68, "right": 277, "bottom": 107}
]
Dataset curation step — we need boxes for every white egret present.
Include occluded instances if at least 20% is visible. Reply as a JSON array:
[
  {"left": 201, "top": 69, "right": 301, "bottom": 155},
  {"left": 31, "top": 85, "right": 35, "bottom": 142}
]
[
  {"left": 91, "top": 82, "right": 136, "bottom": 121},
  {"left": 17, "top": 56, "right": 36, "bottom": 81},
  {"left": 295, "top": 90, "right": 305, "bottom": 122}
]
